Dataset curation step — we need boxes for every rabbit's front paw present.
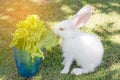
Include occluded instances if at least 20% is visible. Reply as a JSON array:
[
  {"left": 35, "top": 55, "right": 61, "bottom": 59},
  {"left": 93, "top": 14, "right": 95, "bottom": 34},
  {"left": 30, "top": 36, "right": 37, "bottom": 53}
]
[{"left": 60, "top": 69, "right": 69, "bottom": 74}]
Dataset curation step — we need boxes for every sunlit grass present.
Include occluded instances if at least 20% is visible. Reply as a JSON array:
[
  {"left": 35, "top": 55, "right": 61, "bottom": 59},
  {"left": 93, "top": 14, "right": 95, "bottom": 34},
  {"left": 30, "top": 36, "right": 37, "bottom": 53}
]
[{"left": 0, "top": 0, "right": 120, "bottom": 80}]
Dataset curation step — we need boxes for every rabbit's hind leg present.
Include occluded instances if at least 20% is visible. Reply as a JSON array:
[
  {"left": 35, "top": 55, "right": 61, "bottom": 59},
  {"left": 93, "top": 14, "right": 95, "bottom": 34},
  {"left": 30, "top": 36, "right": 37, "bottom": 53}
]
[{"left": 71, "top": 65, "right": 95, "bottom": 75}]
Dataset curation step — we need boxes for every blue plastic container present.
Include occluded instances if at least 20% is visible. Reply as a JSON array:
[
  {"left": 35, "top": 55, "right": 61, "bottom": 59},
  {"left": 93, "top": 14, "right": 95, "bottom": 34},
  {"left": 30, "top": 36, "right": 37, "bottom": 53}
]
[{"left": 13, "top": 47, "right": 42, "bottom": 78}]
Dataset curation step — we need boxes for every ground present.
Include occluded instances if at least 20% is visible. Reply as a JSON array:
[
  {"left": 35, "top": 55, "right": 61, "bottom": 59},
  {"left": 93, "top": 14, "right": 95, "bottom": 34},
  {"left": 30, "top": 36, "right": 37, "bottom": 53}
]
[{"left": 0, "top": 0, "right": 120, "bottom": 80}]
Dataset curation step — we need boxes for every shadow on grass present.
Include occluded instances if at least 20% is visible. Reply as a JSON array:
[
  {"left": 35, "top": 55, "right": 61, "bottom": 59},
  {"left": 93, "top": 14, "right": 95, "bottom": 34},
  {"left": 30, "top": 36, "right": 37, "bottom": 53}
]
[
  {"left": 57, "top": 0, "right": 120, "bottom": 14},
  {"left": 0, "top": 0, "right": 119, "bottom": 27},
  {"left": 35, "top": 0, "right": 120, "bottom": 22}
]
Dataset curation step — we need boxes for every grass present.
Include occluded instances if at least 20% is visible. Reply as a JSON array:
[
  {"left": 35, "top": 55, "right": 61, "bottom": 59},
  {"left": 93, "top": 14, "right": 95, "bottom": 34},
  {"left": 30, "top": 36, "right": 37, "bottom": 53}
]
[{"left": 0, "top": 0, "right": 120, "bottom": 80}]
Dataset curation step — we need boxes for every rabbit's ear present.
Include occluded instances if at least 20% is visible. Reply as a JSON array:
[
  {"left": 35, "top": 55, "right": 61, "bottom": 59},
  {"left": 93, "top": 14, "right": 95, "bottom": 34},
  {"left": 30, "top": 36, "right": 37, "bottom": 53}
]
[{"left": 72, "top": 5, "right": 93, "bottom": 29}]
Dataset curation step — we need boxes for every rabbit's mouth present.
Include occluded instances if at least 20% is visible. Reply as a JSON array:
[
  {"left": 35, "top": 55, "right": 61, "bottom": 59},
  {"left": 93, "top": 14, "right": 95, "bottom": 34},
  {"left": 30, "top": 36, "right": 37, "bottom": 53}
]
[
  {"left": 53, "top": 29, "right": 61, "bottom": 38},
  {"left": 55, "top": 32, "right": 63, "bottom": 38}
]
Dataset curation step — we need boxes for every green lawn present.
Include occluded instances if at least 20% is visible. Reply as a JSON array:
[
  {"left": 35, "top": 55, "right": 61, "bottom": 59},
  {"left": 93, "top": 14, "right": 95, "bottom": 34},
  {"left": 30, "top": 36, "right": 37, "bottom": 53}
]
[{"left": 0, "top": 0, "right": 120, "bottom": 80}]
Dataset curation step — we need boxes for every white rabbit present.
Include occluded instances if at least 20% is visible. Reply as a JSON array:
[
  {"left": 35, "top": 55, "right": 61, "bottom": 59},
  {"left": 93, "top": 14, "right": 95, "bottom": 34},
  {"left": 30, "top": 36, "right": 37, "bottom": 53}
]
[{"left": 54, "top": 5, "right": 104, "bottom": 75}]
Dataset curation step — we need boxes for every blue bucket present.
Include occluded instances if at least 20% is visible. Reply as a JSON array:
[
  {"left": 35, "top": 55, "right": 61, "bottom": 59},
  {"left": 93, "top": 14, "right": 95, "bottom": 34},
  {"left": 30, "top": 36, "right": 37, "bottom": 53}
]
[{"left": 13, "top": 47, "right": 43, "bottom": 78}]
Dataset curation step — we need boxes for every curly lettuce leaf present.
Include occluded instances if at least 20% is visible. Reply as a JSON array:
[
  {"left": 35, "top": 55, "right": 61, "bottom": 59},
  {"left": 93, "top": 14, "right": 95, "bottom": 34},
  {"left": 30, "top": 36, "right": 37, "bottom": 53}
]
[
  {"left": 10, "top": 15, "right": 58, "bottom": 60},
  {"left": 37, "top": 31, "right": 58, "bottom": 50}
]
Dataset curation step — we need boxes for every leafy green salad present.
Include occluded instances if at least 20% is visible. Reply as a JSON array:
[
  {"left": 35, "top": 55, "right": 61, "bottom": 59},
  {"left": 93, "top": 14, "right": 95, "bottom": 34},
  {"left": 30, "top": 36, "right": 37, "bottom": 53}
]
[{"left": 10, "top": 15, "right": 58, "bottom": 60}]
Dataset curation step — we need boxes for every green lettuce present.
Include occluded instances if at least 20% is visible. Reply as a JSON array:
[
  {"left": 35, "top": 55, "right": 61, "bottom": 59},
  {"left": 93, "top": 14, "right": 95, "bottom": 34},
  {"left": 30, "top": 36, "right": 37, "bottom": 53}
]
[{"left": 10, "top": 15, "right": 58, "bottom": 60}]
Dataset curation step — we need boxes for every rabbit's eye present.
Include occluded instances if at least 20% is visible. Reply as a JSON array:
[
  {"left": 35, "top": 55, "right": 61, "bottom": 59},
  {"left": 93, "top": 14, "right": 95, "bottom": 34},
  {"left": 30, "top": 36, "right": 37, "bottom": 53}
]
[{"left": 59, "top": 27, "right": 64, "bottom": 31}]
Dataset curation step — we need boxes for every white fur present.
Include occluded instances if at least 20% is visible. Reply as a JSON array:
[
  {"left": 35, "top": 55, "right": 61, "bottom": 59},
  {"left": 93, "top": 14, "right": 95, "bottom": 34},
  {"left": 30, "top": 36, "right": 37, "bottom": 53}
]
[{"left": 54, "top": 5, "right": 104, "bottom": 75}]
